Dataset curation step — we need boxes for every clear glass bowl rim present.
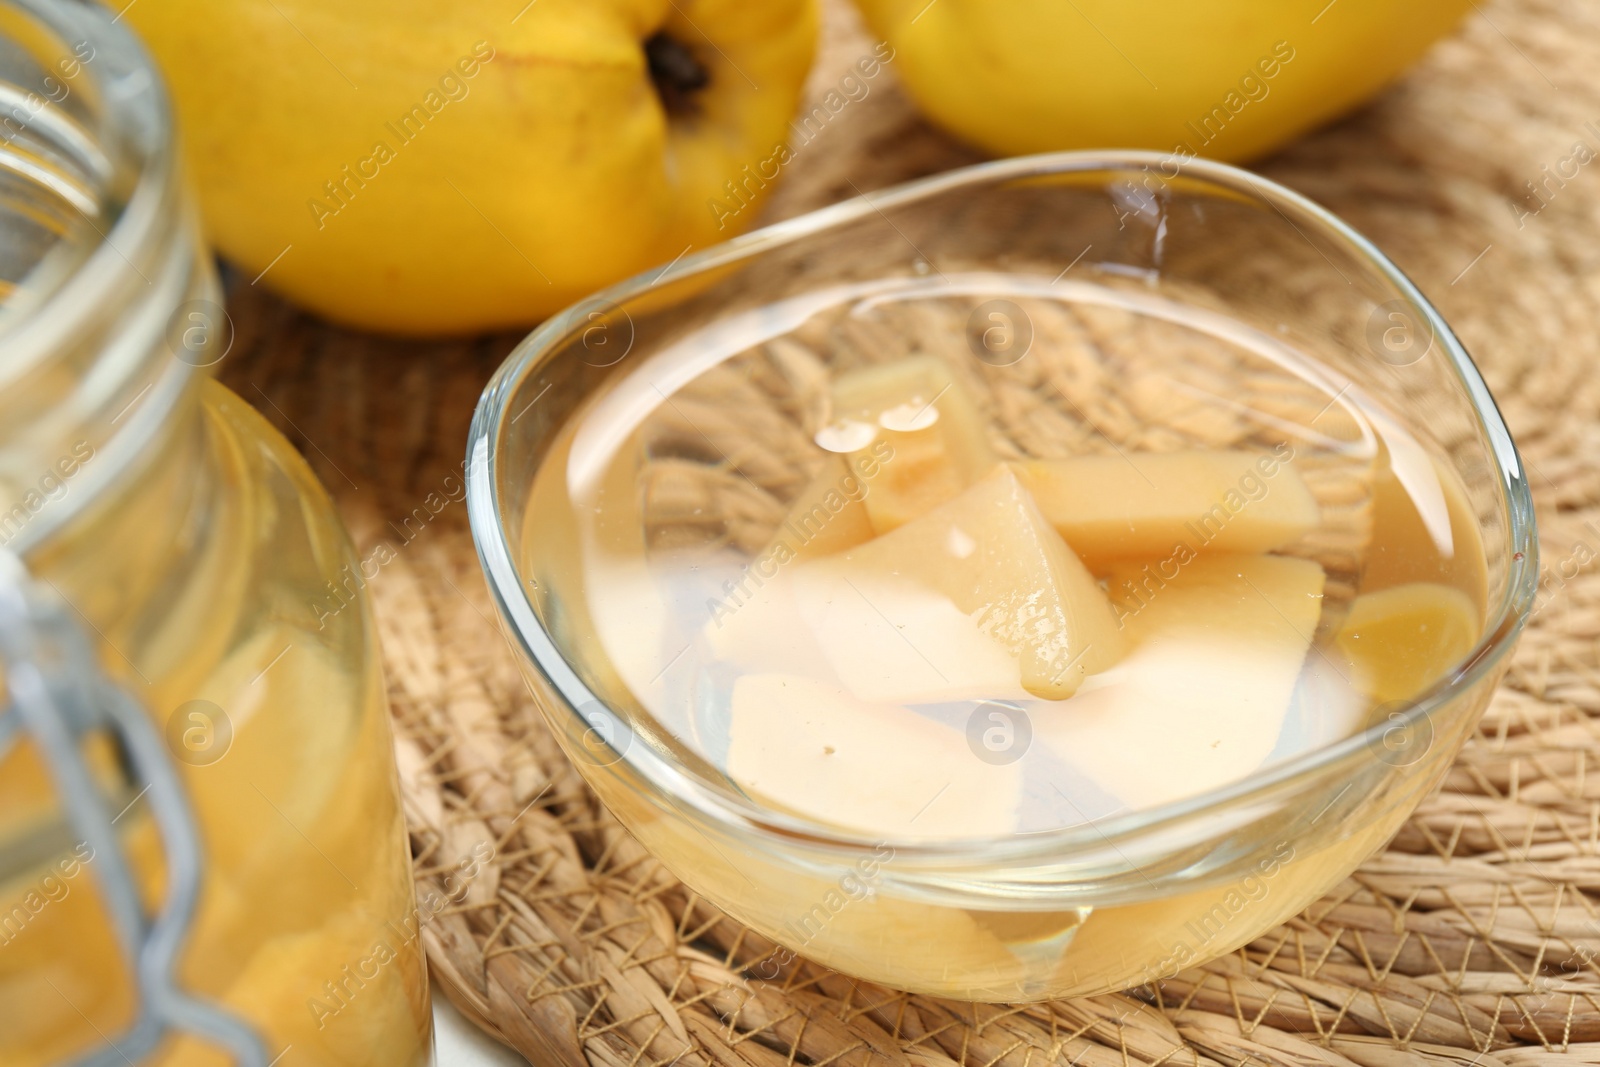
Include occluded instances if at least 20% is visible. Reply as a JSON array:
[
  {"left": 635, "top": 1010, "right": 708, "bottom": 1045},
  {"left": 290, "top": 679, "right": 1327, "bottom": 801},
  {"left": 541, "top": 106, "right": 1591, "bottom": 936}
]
[{"left": 466, "top": 150, "right": 1540, "bottom": 865}]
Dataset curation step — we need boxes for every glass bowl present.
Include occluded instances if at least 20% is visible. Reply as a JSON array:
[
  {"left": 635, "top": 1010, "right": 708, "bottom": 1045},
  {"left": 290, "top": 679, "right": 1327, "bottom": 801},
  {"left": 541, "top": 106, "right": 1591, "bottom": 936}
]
[{"left": 466, "top": 152, "right": 1537, "bottom": 1002}]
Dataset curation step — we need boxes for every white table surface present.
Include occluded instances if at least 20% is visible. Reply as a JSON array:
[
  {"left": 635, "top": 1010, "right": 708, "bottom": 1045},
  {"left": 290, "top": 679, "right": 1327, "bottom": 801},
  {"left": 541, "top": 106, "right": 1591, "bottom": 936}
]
[{"left": 433, "top": 984, "right": 530, "bottom": 1067}]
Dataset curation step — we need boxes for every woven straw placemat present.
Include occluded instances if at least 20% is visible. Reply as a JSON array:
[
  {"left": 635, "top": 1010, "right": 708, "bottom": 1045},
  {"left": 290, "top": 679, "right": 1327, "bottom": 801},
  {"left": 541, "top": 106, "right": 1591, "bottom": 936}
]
[{"left": 217, "top": 0, "right": 1600, "bottom": 1063}]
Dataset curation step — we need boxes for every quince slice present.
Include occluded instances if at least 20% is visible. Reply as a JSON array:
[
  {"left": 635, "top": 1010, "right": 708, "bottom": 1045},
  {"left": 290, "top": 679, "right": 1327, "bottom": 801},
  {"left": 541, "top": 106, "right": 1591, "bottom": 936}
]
[
  {"left": 827, "top": 355, "right": 995, "bottom": 532},
  {"left": 726, "top": 673, "right": 1020, "bottom": 838},
  {"left": 1014, "top": 450, "right": 1320, "bottom": 571},
  {"left": 1334, "top": 582, "right": 1480, "bottom": 704},
  {"left": 706, "top": 459, "right": 877, "bottom": 681},
  {"left": 795, "top": 465, "right": 1123, "bottom": 701},
  {"left": 766, "top": 455, "right": 877, "bottom": 562},
  {"left": 790, "top": 568, "right": 1030, "bottom": 704},
  {"left": 704, "top": 571, "right": 838, "bottom": 681},
  {"left": 1035, "top": 554, "right": 1326, "bottom": 809}
]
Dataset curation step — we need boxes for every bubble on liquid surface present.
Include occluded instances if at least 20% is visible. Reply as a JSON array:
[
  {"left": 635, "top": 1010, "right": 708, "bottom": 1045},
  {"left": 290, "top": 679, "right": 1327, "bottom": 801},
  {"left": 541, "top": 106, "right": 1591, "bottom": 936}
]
[
  {"left": 879, "top": 400, "right": 940, "bottom": 433},
  {"left": 815, "top": 418, "right": 878, "bottom": 453}
]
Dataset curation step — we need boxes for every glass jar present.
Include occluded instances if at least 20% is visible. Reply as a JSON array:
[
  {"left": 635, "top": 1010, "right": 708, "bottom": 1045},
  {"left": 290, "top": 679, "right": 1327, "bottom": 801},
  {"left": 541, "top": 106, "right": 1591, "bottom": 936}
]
[
  {"left": 0, "top": 1, "right": 432, "bottom": 1063},
  {"left": 467, "top": 152, "right": 1538, "bottom": 1001}
]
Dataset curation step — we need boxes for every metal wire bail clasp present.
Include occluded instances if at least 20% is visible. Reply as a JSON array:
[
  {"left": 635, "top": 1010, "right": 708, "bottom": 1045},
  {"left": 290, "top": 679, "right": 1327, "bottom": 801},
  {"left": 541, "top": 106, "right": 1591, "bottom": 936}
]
[{"left": 0, "top": 551, "right": 268, "bottom": 1067}]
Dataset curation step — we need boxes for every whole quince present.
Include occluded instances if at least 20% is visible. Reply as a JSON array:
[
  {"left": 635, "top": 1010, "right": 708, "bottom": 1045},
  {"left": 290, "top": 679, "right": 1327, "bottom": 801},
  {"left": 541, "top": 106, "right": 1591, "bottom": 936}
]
[
  {"left": 128, "top": 1, "right": 816, "bottom": 335},
  {"left": 851, "top": 0, "right": 1469, "bottom": 162}
]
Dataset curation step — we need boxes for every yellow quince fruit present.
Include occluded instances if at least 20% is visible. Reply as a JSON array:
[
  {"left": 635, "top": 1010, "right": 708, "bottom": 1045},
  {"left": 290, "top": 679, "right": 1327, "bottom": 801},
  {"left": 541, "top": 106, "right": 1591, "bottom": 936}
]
[
  {"left": 127, "top": 1, "right": 816, "bottom": 335},
  {"left": 851, "top": 0, "right": 1469, "bottom": 162}
]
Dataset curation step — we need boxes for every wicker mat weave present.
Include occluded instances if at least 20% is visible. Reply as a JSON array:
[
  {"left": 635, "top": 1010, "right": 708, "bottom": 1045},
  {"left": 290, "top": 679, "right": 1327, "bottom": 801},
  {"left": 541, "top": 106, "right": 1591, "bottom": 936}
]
[{"left": 216, "top": 0, "right": 1600, "bottom": 1064}]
